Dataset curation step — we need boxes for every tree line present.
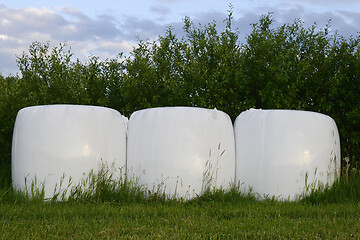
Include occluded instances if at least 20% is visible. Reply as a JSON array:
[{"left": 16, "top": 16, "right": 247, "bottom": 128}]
[{"left": 1, "top": 12, "right": 359, "bottom": 183}]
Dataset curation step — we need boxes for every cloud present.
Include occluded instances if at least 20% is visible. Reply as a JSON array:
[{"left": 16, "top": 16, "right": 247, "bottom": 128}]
[
  {"left": 57, "top": 5, "right": 89, "bottom": 20},
  {"left": 266, "top": 6, "right": 360, "bottom": 38},
  {"left": 156, "top": 0, "right": 183, "bottom": 3},
  {"left": 119, "top": 16, "right": 168, "bottom": 40},
  {"left": 0, "top": 6, "right": 66, "bottom": 36},
  {"left": 150, "top": 5, "right": 171, "bottom": 15},
  {"left": 0, "top": 4, "right": 180, "bottom": 74},
  {"left": 0, "top": 5, "right": 137, "bottom": 75},
  {"left": 0, "top": 51, "right": 18, "bottom": 76},
  {"left": 0, "top": 3, "right": 359, "bottom": 76},
  {"left": 55, "top": 6, "right": 122, "bottom": 40},
  {"left": 177, "top": 5, "right": 360, "bottom": 46},
  {"left": 289, "top": 0, "right": 357, "bottom": 3}
]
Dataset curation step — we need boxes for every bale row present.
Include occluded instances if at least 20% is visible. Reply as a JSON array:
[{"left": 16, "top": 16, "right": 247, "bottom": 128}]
[{"left": 11, "top": 105, "right": 341, "bottom": 200}]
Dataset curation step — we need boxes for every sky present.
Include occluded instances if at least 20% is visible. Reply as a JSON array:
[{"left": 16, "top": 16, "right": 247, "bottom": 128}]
[{"left": 0, "top": 0, "right": 359, "bottom": 75}]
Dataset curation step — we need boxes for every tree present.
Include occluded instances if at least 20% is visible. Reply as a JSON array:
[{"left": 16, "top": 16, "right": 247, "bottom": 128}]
[{"left": 1, "top": 10, "right": 360, "bottom": 178}]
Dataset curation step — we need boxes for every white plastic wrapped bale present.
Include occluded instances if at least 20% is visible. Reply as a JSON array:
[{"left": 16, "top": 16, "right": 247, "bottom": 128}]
[
  {"left": 234, "top": 109, "right": 341, "bottom": 201},
  {"left": 127, "top": 107, "right": 235, "bottom": 200},
  {"left": 12, "top": 105, "right": 127, "bottom": 200}
]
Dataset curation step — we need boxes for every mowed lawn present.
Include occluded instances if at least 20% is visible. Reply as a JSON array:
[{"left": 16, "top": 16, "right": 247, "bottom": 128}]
[{"left": 1, "top": 200, "right": 360, "bottom": 239}]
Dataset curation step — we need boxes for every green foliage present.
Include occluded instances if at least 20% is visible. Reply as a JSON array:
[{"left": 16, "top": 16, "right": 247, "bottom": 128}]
[{"left": 1, "top": 10, "right": 360, "bottom": 183}]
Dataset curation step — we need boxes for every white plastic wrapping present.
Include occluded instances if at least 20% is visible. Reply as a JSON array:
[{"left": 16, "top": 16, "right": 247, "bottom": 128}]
[
  {"left": 127, "top": 107, "right": 235, "bottom": 199},
  {"left": 12, "top": 105, "right": 127, "bottom": 199},
  {"left": 234, "top": 109, "right": 341, "bottom": 201}
]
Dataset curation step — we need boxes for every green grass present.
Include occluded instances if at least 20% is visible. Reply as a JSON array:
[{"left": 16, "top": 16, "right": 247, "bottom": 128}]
[
  {"left": 1, "top": 199, "right": 360, "bottom": 238},
  {"left": 1, "top": 163, "right": 360, "bottom": 239}
]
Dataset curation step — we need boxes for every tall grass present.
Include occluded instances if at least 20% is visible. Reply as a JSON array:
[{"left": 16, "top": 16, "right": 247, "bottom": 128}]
[
  {"left": 2, "top": 159, "right": 360, "bottom": 238},
  {"left": 1, "top": 159, "right": 360, "bottom": 205},
  {"left": 302, "top": 166, "right": 360, "bottom": 204},
  {"left": 1, "top": 160, "right": 253, "bottom": 204}
]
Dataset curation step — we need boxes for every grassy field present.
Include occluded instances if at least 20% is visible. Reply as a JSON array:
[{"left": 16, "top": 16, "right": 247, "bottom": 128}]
[
  {"left": 1, "top": 199, "right": 360, "bottom": 239},
  {"left": 1, "top": 166, "right": 360, "bottom": 239}
]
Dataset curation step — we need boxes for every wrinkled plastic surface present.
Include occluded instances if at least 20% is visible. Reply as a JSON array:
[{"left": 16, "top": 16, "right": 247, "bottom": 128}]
[
  {"left": 234, "top": 109, "right": 341, "bottom": 201},
  {"left": 12, "top": 105, "right": 127, "bottom": 199},
  {"left": 127, "top": 107, "right": 235, "bottom": 199}
]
